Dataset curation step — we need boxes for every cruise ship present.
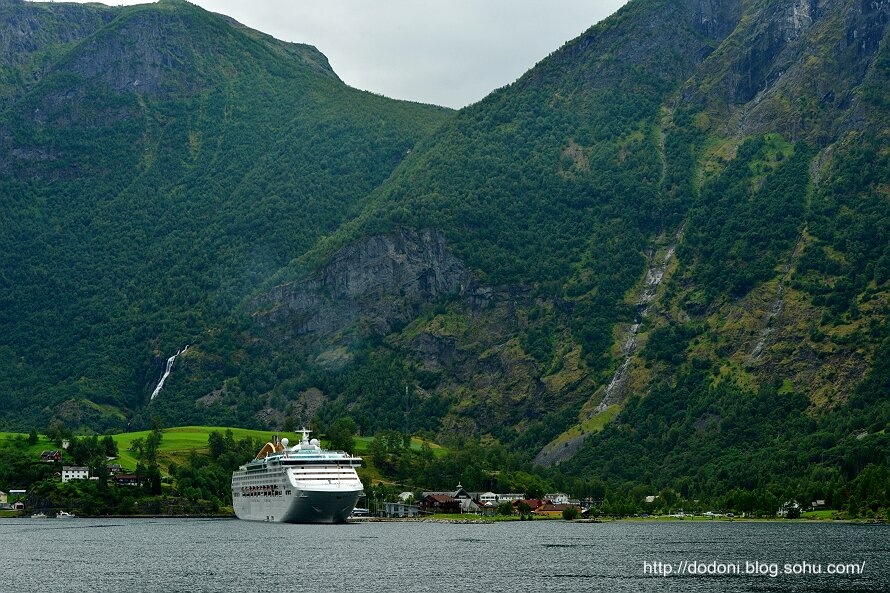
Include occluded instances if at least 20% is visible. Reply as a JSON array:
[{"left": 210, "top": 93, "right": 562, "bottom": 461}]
[{"left": 231, "top": 429, "right": 364, "bottom": 523}]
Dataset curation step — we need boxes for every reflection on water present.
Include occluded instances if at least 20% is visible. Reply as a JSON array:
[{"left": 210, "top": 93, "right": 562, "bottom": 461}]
[{"left": 0, "top": 518, "right": 886, "bottom": 592}]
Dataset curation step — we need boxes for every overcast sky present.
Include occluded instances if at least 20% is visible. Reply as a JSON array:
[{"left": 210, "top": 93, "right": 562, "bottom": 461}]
[{"left": 53, "top": 0, "right": 630, "bottom": 108}]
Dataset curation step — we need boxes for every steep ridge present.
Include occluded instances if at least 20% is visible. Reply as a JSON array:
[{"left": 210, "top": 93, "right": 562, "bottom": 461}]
[
  {"left": 0, "top": 0, "right": 117, "bottom": 107},
  {"left": 553, "top": 0, "right": 889, "bottom": 495},
  {"left": 220, "top": 0, "right": 747, "bottom": 447},
  {"left": 0, "top": 0, "right": 451, "bottom": 429},
  {"left": 241, "top": 0, "right": 888, "bottom": 495}
]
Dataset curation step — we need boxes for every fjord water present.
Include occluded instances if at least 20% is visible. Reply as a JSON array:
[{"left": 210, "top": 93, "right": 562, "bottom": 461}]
[{"left": 1, "top": 519, "right": 886, "bottom": 592}]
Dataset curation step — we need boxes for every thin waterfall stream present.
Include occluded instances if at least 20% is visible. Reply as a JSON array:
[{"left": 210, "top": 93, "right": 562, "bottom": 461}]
[
  {"left": 595, "top": 237, "right": 678, "bottom": 414},
  {"left": 150, "top": 345, "right": 189, "bottom": 401}
]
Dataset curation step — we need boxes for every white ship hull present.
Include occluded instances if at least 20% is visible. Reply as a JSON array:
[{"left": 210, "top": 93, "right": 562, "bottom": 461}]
[{"left": 233, "top": 485, "right": 362, "bottom": 524}]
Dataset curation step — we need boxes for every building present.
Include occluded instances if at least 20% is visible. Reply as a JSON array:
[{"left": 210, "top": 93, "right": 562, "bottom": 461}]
[
  {"left": 477, "top": 492, "right": 499, "bottom": 505},
  {"left": 533, "top": 503, "right": 581, "bottom": 518},
  {"left": 61, "top": 466, "right": 89, "bottom": 482},
  {"left": 778, "top": 500, "right": 801, "bottom": 517},
  {"left": 0, "top": 490, "right": 8, "bottom": 510},
  {"left": 513, "top": 499, "right": 545, "bottom": 513},
  {"left": 384, "top": 502, "right": 420, "bottom": 518},
  {"left": 418, "top": 494, "right": 461, "bottom": 514},
  {"left": 40, "top": 450, "right": 61, "bottom": 463},
  {"left": 114, "top": 474, "right": 140, "bottom": 486},
  {"left": 544, "top": 492, "right": 570, "bottom": 505},
  {"left": 106, "top": 464, "right": 124, "bottom": 475},
  {"left": 497, "top": 493, "right": 525, "bottom": 503},
  {"left": 422, "top": 484, "right": 477, "bottom": 513}
]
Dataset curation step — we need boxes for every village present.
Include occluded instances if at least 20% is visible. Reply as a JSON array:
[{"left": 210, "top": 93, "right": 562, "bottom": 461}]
[
  {"left": 0, "top": 443, "right": 588, "bottom": 520},
  {"left": 0, "top": 447, "right": 144, "bottom": 515},
  {"left": 370, "top": 483, "right": 583, "bottom": 520},
  {"left": 0, "top": 445, "right": 825, "bottom": 521}
]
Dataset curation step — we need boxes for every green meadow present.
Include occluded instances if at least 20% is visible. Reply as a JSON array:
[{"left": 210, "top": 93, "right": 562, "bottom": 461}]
[{"left": 2, "top": 427, "right": 447, "bottom": 475}]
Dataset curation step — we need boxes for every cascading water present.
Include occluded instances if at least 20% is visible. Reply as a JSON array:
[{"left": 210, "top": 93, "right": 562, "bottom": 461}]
[
  {"left": 749, "top": 233, "right": 805, "bottom": 362},
  {"left": 595, "top": 239, "right": 679, "bottom": 414},
  {"left": 533, "top": 232, "right": 682, "bottom": 467},
  {"left": 150, "top": 345, "right": 189, "bottom": 401}
]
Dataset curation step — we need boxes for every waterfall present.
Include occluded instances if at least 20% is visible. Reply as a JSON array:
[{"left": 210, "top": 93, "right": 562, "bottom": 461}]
[
  {"left": 150, "top": 345, "right": 189, "bottom": 401},
  {"left": 535, "top": 229, "right": 683, "bottom": 466},
  {"left": 750, "top": 233, "right": 806, "bottom": 362},
  {"left": 595, "top": 236, "right": 680, "bottom": 414}
]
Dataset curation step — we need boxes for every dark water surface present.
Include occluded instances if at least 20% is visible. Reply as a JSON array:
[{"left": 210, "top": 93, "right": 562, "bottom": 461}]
[{"left": 1, "top": 518, "right": 886, "bottom": 592}]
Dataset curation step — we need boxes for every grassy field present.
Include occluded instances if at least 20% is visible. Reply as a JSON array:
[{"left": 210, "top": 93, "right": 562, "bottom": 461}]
[
  {"left": 0, "top": 427, "right": 272, "bottom": 472},
  {"left": 2, "top": 427, "right": 447, "bottom": 475},
  {"left": 0, "top": 432, "right": 58, "bottom": 460},
  {"left": 800, "top": 509, "right": 840, "bottom": 520},
  {"left": 353, "top": 435, "right": 448, "bottom": 458},
  {"left": 111, "top": 426, "right": 276, "bottom": 470}
]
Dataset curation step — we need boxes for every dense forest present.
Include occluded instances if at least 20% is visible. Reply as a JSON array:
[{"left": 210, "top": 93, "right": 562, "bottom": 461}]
[{"left": 0, "top": 0, "right": 450, "bottom": 430}]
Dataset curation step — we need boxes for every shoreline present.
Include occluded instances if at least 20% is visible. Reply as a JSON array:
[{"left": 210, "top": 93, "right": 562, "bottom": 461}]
[
  {"left": 347, "top": 515, "right": 884, "bottom": 525},
  {"left": 4, "top": 512, "right": 884, "bottom": 525}
]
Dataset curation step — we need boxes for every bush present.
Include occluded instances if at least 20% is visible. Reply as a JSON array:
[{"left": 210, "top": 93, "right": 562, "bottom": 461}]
[{"left": 562, "top": 507, "right": 580, "bottom": 520}]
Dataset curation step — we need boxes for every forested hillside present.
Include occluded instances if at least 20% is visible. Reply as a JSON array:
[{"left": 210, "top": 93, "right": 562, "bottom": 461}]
[
  {"left": 0, "top": 0, "right": 450, "bottom": 429},
  {"left": 233, "top": 0, "right": 888, "bottom": 509},
  {"left": 0, "top": 0, "right": 887, "bottom": 514}
]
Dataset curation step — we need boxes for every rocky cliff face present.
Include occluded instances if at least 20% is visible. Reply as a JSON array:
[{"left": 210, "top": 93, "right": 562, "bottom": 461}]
[
  {"left": 251, "top": 228, "right": 472, "bottom": 345},
  {"left": 56, "top": 5, "right": 336, "bottom": 99},
  {"left": 691, "top": 0, "right": 743, "bottom": 40},
  {"left": 689, "top": 0, "right": 890, "bottom": 142},
  {"left": 0, "top": 0, "right": 114, "bottom": 108},
  {"left": 537, "top": 0, "right": 743, "bottom": 91}
]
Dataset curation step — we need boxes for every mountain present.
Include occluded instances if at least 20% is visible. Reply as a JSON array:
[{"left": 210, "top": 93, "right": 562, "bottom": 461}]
[
  {"left": 1, "top": 0, "right": 887, "bottom": 509},
  {"left": 235, "top": 0, "right": 888, "bottom": 503},
  {"left": 0, "top": 0, "right": 451, "bottom": 429}
]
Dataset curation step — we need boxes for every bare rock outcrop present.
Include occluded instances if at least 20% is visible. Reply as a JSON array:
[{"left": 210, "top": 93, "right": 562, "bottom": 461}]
[{"left": 251, "top": 228, "right": 471, "bottom": 342}]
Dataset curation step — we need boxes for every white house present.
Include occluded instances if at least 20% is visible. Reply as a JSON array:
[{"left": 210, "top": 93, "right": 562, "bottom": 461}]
[
  {"left": 61, "top": 466, "right": 89, "bottom": 482},
  {"left": 544, "top": 492, "right": 570, "bottom": 505},
  {"left": 478, "top": 492, "right": 499, "bottom": 505},
  {"left": 385, "top": 502, "right": 420, "bottom": 518},
  {"left": 495, "top": 493, "right": 525, "bottom": 503}
]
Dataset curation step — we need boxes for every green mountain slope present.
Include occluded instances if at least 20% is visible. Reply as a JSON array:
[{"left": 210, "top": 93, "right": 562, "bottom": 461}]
[
  {"left": 0, "top": 0, "right": 451, "bottom": 429},
  {"left": 0, "top": 0, "right": 887, "bottom": 511},
  {"left": 233, "top": 0, "right": 887, "bottom": 501}
]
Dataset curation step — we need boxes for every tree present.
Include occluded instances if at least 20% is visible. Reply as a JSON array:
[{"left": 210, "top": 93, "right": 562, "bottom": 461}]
[
  {"left": 517, "top": 501, "right": 532, "bottom": 520},
  {"left": 137, "top": 463, "right": 162, "bottom": 495},
  {"left": 208, "top": 431, "right": 226, "bottom": 460},
  {"left": 44, "top": 420, "right": 71, "bottom": 447},
  {"left": 328, "top": 417, "right": 357, "bottom": 452},
  {"left": 144, "top": 426, "right": 163, "bottom": 463},
  {"left": 102, "top": 435, "right": 118, "bottom": 458},
  {"left": 28, "top": 428, "right": 38, "bottom": 446},
  {"left": 562, "top": 507, "right": 580, "bottom": 520},
  {"left": 129, "top": 438, "right": 145, "bottom": 458}
]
